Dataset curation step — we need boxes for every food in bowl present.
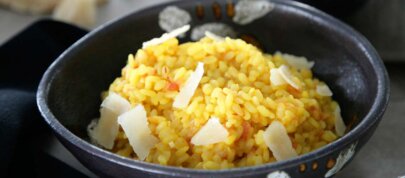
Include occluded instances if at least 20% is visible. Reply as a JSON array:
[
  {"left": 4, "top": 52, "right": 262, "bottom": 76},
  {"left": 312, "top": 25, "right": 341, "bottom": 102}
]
[{"left": 87, "top": 25, "right": 346, "bottom": 169}]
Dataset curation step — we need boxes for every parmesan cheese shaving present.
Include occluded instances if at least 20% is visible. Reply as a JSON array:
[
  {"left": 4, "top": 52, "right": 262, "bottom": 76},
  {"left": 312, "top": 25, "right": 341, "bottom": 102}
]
[
  {"left": 278, "top": 65, "right": 300, "bottom": 89},
  {"left": 263, "top": 121, "right": 297, "bottom": 161},
  {"left": 142, "top": 25, "right": 190, "bottom": 48},
  {"left": 282, "top": 53, "right": 314, "bottom": 70},
  {"left": 270, "top": 65, "right": 300, "bottom": 89},
  {"left": 316, "top": 84, "right": 333, "bottom": 96},
  {"left": 191, "top": 117, "right": 229, "bottom": 146},
  {"left": 205, "top": 31, "right": 224, "bottom": 41},
  {"left": 88, "top": 92, "right": 131, "bottom": 149},
  {"left": 173, "top": 62, "right": 205, "bottom": 108},
  {"left": 88, "top": 108, "right": 118, "bottom": 149},
  {"left": 53, "top": 0, "right": 96, "bottom": 28},
  {"left": 270, "top": 68, "right": 286, "bottom": 86},
  {"left": 334, "top": 105, "right": 346, "bottom": 136},
  {"left": 101, "top": 92, "right": 131, "bottom": 115},
  {"left": 118, "top": 104, "right": 158, "bottom": 161}
]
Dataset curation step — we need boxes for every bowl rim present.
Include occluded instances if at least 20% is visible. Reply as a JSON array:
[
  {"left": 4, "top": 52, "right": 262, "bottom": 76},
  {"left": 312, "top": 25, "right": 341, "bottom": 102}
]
[{"left": 37, "top": 0, "right": 390, "bottom": 176}]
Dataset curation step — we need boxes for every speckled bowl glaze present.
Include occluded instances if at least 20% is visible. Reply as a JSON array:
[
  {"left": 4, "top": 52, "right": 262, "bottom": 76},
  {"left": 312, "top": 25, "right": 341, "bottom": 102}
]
[{"left": 37, "top": 0, "right": 389, "bottom": 177}]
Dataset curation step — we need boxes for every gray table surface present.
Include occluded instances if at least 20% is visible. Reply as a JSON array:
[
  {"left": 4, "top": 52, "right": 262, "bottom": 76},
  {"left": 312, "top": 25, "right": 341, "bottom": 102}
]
[{"left": 1, "top": 0, "right": 404, "bottom": 177}]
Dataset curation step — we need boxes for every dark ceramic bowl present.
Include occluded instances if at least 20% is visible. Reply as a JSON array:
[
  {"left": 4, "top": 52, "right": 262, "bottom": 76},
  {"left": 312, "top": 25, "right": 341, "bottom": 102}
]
[{"left": 37, "top": 0, "right": 389, "bottom": 177}]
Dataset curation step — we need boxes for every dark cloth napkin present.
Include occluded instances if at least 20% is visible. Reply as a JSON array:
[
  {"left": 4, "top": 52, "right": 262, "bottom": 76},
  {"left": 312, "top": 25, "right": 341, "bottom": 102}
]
[{"left": 0, "top": 19, "right": 88, "bottom": 177}]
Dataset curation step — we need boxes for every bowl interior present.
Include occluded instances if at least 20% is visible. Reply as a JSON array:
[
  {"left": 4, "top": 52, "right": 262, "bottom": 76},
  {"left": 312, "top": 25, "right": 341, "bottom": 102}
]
[{"left": 44, "top": 0, "right": 380, "bottom": 165}]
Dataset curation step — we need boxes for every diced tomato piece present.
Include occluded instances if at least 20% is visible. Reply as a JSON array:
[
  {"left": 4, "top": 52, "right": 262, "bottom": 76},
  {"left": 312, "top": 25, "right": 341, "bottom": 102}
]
[
  {"left": 241, "top": 121, "right": 252, "bottom": 140},
  {"left": 168, "top": 82, "right": 179, "bottom": 91}
]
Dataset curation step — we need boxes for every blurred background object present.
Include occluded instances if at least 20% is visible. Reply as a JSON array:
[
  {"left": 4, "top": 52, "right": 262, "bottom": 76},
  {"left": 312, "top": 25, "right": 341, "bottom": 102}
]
[
  {"left": 52, "top": 0, "right": 97, "bottom": 28},
  {"left": 0, "top": 0, "right": 403, "bottom": 61},
  {"left": 0, "top": 0, "right": 108, "bottom": 28},
  {"left": 344, "top": 0, "right": 405, "bottom": 61},
  {"left": 299, "top": 0, "right": 405, "bottom": 62},
  {"left": 0, "top": 0, "right": 108, "bottom": 14},
  {"left": 0, "top": 0, "right": 60, "bottom": 14},
  {"left": 297, "top": 0, "right": 369, "bottom": 17}
]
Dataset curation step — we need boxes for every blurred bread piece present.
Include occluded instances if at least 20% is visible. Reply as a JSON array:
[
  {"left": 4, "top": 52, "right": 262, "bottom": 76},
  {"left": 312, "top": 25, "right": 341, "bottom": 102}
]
[
  {"left": 96, "top": 0, "right": 108, "bottom": 5},
  {"left": 3, "top": 0, "right": 60, "bottom": 14},
  {"left": 0, "top": 0, "right": 10, "bottom": 6},
  {"left": 0, "top": 0, "right": 107, "bottom": 14},
  {"left": 53, "top": 0, "right": 96, "bottom": 28}
]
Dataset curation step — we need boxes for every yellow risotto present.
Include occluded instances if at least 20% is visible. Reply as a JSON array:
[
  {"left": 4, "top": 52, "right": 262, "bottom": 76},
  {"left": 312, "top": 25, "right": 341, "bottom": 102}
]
[{"left": 89, "top": 34, "right": 345, "bottom": 170}]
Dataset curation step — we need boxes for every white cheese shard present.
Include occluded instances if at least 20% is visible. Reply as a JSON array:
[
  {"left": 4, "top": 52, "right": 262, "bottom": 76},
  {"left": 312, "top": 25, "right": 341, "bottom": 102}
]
[
  {"left": 316, "top": 84, "right": 333, "bottom": 96},
  {"left": 191, "top": 117, "right": 229, "bottom": 146},
  {"left": 118, "top": 104, "right": 159, "bottom": 161},
  {"left": 142, "top": 25, "right": 190, "bottom": 48},
  {"left": 334, "top": 105, "right": 346, "bottom": 136},
  {"left": 88, "top": 92, "right": 131, "bottom": 149},
  {"left": 281, "top": 53, "right": 314, "bottom": 70},
  {"left": 53, "top": 0, "right": 96, "bottom": 28},
  {"left": 278, "top": 65, "right": 300, "bottom": 90},
  {"left": 101, "top": 92, "right": 132, "bottom": 114},
  {"left": 270, "top": 68, "right": 286, "bottom": 86},
  {"left": 263, "top": 121, "right": 298, "bottom": 161},
  {"left": 173, "top": 62, "right": 204, "bottom": 108},
  {"left": 205, "top": 31, "right": 224, "bottom": 41},
  {"left": 270, "top": 65, "right": 300, "bottom": 89}
]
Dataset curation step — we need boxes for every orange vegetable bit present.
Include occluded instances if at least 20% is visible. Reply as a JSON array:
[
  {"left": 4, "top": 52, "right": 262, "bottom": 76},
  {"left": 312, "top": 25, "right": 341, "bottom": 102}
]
[
  {"left": 167, "top": 81, "right": 180, "bottom": 91},
  {"left": 241, "top": 121, "right": 252, "bottom": 140}
]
